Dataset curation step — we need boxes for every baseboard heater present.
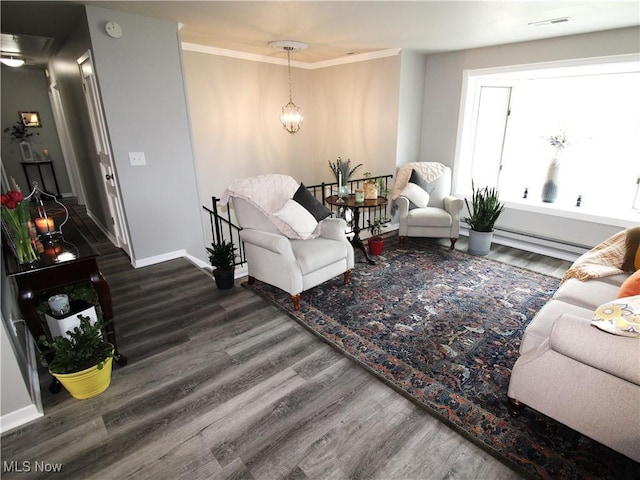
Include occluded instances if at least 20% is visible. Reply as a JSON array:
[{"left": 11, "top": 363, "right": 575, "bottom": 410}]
[{"left": 462, "top": 226, "right": 589, "bottom": 262}]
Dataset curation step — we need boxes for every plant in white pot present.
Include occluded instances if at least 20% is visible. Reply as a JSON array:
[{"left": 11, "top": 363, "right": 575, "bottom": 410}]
[
  {"left": 39, "top": 315, "right": 117, "bottom": 400},
  {"left": 464, "top": 182, "right": 504, "bottom": 256},
  {"left": 206, "top": 240, "right": 238, "bottom": 290}
]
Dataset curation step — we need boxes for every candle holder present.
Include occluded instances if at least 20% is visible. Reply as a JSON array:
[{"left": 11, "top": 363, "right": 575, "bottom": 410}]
[{"left": 25, "top": 182, "right": 68, "bottom": 240}]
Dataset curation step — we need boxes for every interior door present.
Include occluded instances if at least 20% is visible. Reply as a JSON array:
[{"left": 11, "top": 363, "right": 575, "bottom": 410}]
[{"left": 78, "top": 51, "right": 132, "bottom": 259}]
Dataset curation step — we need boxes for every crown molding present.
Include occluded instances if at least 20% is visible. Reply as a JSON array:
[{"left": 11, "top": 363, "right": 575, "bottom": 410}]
[{"left": 181, "top": 42, "right": 401, "bottom": 69}]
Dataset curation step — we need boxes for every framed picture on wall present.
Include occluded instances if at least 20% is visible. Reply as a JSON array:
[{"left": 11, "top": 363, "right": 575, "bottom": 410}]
[
  {"left": 19, "top": 111, "right": 41, "bottom": 127},
  {"left": 19, "top": 142, "right": 34, "bottom": 162}
]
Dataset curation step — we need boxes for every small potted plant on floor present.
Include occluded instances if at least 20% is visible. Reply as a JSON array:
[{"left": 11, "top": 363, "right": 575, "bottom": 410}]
[
  {"left": 464, "top": 181, "right": 504, "bottom": 256},
  {"left": 367, "top": 217, "right": 386, "bottom": 256},
  {"left": 206, "top": 240, "right": 238, "bottom": 290},
  {"left": 38, "top": 315, "right": 117, "bottom": 400}
]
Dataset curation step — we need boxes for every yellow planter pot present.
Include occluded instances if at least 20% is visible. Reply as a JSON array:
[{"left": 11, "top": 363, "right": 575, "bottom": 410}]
[{"left": 50, "top": 356, "right": 113, "bottom": 400}]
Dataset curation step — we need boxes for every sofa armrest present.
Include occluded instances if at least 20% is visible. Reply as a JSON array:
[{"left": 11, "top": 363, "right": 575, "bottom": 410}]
[
  {"left": 443, "top": 196, "right": 464, "bottom": 216},
  {"left": 239, "top": 229, "right": 294, "bottom": 257},
  {"left": 396, "top": 196, "right": 410, "bottom": 218},
  {"left": 550, "top": 313, "right": 640, "bottom": 385},
  {"left": 318, "top": 218, "right": 348, "bottom": 241}
]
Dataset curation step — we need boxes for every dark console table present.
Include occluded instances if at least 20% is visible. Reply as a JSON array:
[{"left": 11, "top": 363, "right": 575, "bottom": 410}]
[
  {"left": 5, "top": 222, "right": 127, "bottom": 390},
  {"left": 326, "top": 194, "right": 388, "bottom": 265}
]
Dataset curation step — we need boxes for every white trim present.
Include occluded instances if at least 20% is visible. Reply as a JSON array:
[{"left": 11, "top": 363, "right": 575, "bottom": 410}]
[
  {"left": 0, "top": 405, "right": 42, "bottom": 435},
  {"left": 181, "top": 42, "right": 401, "bottom": 69},
  {"left": 460, "top": 53, "right": 640, "bottom": 79},
  {"left": 133, "top": 249, "right": 190, "bottom": 269}
]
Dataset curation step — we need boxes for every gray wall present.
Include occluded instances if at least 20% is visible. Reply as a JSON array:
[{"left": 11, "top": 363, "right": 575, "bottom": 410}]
[
  {"left": 1, "top": 68, "right": 71, "bottom": 195},
  {"left": 421, "top": 26, "right": 640, "bottom": 248},
  {"left": 85, "top": 6, "right": 205, "bottom": 262},
  {"left": 49, "top": 11, "right": 113, "bottom": 233}
]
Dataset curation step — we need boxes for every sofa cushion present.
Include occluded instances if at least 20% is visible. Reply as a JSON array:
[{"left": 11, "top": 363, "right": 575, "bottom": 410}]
[
  {"left": 591, "top": 295, "right": 640, "bottom": 338},
  {"left": 291, "top": 238, "right": 348, "bottom": 274},
  {"left": 293, "top": 183, "right": 332, "bottom": 222},
  {"left": 550, "top": 314, "right": 640, "bottom": 384},
  {"left": 273, "top": 199, "right": 318, "bottom": 239},
  {"left": 618, "top": 269, "right": 640, "bottom": 298},
  {"left": 553, "top": 277, "right": 626, "bottom": 310},
  {"left": 406, "top": 207, "right": 452, "bottom": 227}
]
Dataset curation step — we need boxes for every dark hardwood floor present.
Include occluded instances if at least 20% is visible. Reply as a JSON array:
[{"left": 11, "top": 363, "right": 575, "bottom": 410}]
[{"left": 1, "top": 215, "right": 572, "bottom": 480}]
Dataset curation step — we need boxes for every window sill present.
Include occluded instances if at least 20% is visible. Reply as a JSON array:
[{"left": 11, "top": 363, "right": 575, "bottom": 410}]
[{"left": 501, "top": 197, "right": 639, "bottom": 228}]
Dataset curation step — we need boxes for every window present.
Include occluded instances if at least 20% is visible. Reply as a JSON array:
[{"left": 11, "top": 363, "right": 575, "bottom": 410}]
[{"left": 455, "top": 56, "right": 640, "bottom": 218}]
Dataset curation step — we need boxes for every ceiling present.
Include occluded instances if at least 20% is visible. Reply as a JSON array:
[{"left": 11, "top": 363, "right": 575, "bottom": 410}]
[{"left": 1, "top": 1, "right": 639, "bottom": 66}]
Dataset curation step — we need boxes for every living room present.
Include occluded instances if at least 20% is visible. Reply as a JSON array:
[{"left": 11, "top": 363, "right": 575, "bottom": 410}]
[{"left": 1, "top": 1, "right": 639, "bottom": 478}]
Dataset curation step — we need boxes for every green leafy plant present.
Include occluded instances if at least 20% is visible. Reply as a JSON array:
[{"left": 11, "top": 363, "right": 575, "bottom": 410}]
[
  {"left": 39, "top": 315, "right": 116, "bottom": 374},
  {"left": 363, "top": 172, "right": 376, "bottom": 184},
  {"left": 206, "top": 240, "right": 237, "bottom": 271},
  {"left": 367, "top": 217, "right": 388, "bottom": 240},
  {"left": 377, "top": 178, "right": 389, "bottom": 198},
  {"left": 328, "top": 157, "right": 363, "bottom": 183},
  {"left": 3, "top": 120, "right": 38, "bottom": 142},
  {"left": 464, "top": 181, "right": 504, "bottom": 232}
]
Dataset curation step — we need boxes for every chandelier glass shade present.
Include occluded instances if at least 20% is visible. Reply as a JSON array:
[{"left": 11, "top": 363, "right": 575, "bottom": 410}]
[{"left": 270, "top": 41, "right": 307, "bottom": 134}]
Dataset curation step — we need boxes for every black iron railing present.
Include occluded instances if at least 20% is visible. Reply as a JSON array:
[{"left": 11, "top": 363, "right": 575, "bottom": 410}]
[
  {"left": 203, "top": 174, "right": 394, "bottom": 266},
  {"left": 203, "top": 198, "right": 246, "bottom": 268}
]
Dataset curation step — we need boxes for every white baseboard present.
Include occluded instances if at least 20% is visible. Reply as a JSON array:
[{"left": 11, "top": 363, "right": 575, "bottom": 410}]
[
  {"left": 0, "top": 405, "right": 42, "bottom": 435},
  {"left": 134, "top": 249, "right": 193, "bottom": 269}
]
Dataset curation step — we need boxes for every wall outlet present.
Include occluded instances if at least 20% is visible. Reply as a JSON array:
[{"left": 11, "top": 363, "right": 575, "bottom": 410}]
[{"left": 129, "top": 152, "right": 146, "bottom": 166}]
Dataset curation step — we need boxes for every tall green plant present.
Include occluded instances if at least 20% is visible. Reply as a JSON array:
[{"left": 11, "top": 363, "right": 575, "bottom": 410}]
[{"left": 464, "top": 182, "right": 504, "bottom": 232}]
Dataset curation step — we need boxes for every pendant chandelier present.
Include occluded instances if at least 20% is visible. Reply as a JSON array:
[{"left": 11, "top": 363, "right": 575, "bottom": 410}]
[{"left": 270, "top": 40, "right": 307, "bottom": 134}]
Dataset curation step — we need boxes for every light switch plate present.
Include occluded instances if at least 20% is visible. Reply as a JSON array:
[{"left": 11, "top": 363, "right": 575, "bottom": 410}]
[{"left": 129, "top": 152, "right": 146, "bottom": 166}]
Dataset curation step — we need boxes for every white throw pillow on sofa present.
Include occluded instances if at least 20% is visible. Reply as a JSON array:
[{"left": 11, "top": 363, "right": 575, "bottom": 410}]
[
  {"left": 400, "top": 183, "right": 430, "bottom": 208},
  {"left": 273, "top": 199, "right": 319, "bottom": 239},
  {"left": 591, "top": 295, "right": 640, "bottom": 338}
]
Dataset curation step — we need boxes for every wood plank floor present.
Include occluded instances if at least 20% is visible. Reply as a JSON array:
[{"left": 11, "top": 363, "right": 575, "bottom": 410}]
[{"left": 1, "top": 218, "right": 572, "bottom": 480}]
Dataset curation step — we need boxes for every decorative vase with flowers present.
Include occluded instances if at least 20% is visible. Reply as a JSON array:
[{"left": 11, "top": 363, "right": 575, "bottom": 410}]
[
  {"left": 1, "top": 188, "right": 38, "bottom": 265},
  {"left": 541, "top": 133, "right": 568, "bottom": 203},
  {"left": 328, "top": 157, "right": 362, "bottom": 199}
]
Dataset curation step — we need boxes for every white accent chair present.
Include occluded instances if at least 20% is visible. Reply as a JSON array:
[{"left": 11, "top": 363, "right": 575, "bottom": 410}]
[
  {"left": 225, "top": 175, "right": 354, "bottom": 311},
  {"left": 396, "top": 164, "right": 464, "bottom": 249}
]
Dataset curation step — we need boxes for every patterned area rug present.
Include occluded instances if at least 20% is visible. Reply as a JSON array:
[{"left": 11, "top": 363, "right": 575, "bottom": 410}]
[{"left": 244, "top": 237, "right": 639, "bottom": 480}]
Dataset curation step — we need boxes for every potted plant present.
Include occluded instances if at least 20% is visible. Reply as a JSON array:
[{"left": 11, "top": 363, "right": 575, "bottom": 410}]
[
  {"left": 363, "top": 172, "right": 378, "bottom": 200},
  {"left": 367, "top": 217, "right": 386, "bottom": 256},
  {"left": 3, "top": 120, "right": 39, "bottom": 162},
  {"left": 464, "top": 182, "right": 504, "bottom": 256},
  {"left": 206, "top": 240, "right": 237, "bottom": 289},
  {"left": 38, "top": 315, "right": 116, "bottom": 399}
]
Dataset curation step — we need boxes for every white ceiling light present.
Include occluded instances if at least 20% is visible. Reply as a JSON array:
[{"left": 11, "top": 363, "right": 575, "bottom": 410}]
[
  {"left": 270, "top": 40, "right": 307, "bottom": 134},
  {"left": 1, "top": 56, "right": 25, "bottom": 67}
]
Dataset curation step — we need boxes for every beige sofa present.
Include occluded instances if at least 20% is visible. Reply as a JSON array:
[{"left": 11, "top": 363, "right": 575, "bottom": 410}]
[{"left": 507, "top": 266, "right": 640, "bottom": 462}]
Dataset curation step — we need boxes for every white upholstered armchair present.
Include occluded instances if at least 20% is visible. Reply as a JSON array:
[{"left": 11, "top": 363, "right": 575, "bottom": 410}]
[
  {"left": 222, "top": 174, "right": 354, "bottom": 311},
  {"left": 393, "top": 162, "right": 464, "bottom": 250}
]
